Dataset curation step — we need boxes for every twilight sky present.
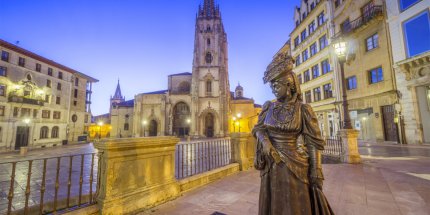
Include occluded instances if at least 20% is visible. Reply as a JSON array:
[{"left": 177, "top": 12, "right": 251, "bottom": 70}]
[{"left": 0, "top": 0, "right": 300, "bottom": 115}]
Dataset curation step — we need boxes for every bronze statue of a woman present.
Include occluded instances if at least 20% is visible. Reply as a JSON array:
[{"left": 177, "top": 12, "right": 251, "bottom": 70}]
[{"left": 253, "top": 53, "right": 334, "bottom": 215}]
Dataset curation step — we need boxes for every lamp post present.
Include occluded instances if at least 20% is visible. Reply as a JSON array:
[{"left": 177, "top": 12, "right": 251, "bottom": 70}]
[
  {"left": 333, "top": 39, "right": 353, "bottom": 129},
  {"left": 97, "top": 121, "right": 104, "bottom": 139},
  {"left": 142, "top": 120, "right": 148, "bottom": 137},
  {"left": 232, "top": 116, "right": 237, "bottom": 132},
  {"left": 186, "top": 119, "right": 191, "bottom": 140},
  {"left": 23, "top": 118, "right": 31, "bottom": 146},
  {"left": 236, "top": 113, "right": 242, "bottom": 132}
]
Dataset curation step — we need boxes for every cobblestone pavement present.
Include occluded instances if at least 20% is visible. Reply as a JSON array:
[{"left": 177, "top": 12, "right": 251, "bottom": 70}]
[
  {"left": 0, "top": 143, "right": 98, "bottom": 214},
  {"left": 141, "top": 142, "right": 430, "bottom": 215}
]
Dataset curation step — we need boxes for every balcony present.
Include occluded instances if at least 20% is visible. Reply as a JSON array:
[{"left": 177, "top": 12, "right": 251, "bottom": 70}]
[
  {"left": 8, "top": 95, "right": 44, "bottom": 106},
  {"left": 334, "top": 5, "right": 383, "bottom": 39}
]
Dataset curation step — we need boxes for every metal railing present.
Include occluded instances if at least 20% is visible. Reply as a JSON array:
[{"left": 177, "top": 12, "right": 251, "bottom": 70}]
[
  {"left": 175, "top": 138, "right": 231, "bottom": 179},
  {"left": 1, "top": 153, "right": 100, "bottom": 215},
  {"left": 333, "top": 5, "right": 383, "bottom": 39},
  {"left": 322, "top": 136, "right": 343, "bottom": 157}
]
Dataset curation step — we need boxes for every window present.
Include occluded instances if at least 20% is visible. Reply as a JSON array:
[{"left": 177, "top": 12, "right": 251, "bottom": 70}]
[
  {"left": 40, "top": 126, "right": 49, "bottom": 139},
  {"left": 317, "top": 12, "right": 325, "bottom": 26},
  {"left": 313, "top": 87, "right": 321, "bottom": 102},
  {"left": 42, "top": 110, "right": 50, "bottom": 118},
  {"left": 302, "top": 50, "right": 309, "bottom": 62},
  {"left": 51, "top": 126, "right": 59, "bottom": 138},
  {"left": 295, "top": 55, "right": 301, "bottom": 66},
  {"left": 305, "top": 91, "right": 312, "bottom": 103},
  {"left": 75, "top": 77, "right": 79, "bottom": 86},
  {"left": 21, "top": 108, "right": 31, "bottom": 117},
  {"left": 24, "top": 90, "right": 30, "bottom": 97},
  {"left": 73, "top": 101, "right": 77, "bottom": 106},
  {"left": 323, "top": 83, "right": 333, "bottom": 98},
  {"left": 321, "top": 59, "right": 331, "bottom": 74},
  {"left": 0, "top": 66, "right": 6, "bottom": 77},
  {"left": 302, "top": 12, "right": 307, "bottom": 20},
  {"left": 207, "top": 38, "right": 211, "bottom": 46},
  {"left": 48, "top": 68, "right": 53, "bottom": 76},
  {"left": 13, "top": 107, "right": 18, "bottom": 117},
  {"left": 56, "top": 96, "right": 61, "bottom": 105},
  {"left": 33, "top": 109, "right": 38, "bottom": 118},
  {"left": 58, "top": 71, "right": 63, "bottom": 79},
  {"left": 53, "top": 111, "right": 61, "bottom": 119},
  {"left": 18, "top": 57, "right": 25, "bottom": 67},
  {"left": 1, "top": 51, "right": 9, "bottom": 62},
  {"left": 294, "top": 37, "right": 300, "bottom": 47},
  {"left": 44, "top": 95, "right": 50, "bottom": 103},
  {"left": 403, "top": 10, "right": 430, "bottom": 58},
  {"left": 366, "top": 33, "right": 379, "bottom": 51},
  {"left": 206, "top": 80, "right": 212, "bottom": 93},
  {"left": 297, "top": 74, "right": 302, "bottom": 84},
  {"left": 341, "top": 18, "right": 351, "bottom": 33},
  {"left": 0, "top": 85, "right": 6, "bottom": 96},
  {"left": 312, "top": 65, "right": 320, "bottom": 78},
  {"left": 205, "top": 52, "right": 213, "bottom": 64},
  {"left": 74, "top": 89, "right": 78, "bottom": 98},
  {"left": 47, "top": 80, "right": 51, "bottom": 88},
  {"left": 319, "top": 35, "right": 328, "bottom": 50},
  {"left": 301, "top": 30, "right": 307, "bottom": 41},
  {"left": 36, "top": 63, "right": 41, "bottom": 72},
  {"left": 347, "top": 76, "right": 357, "bottom": 90},
  {"left": 310, "top": 2, "right": 315, "bottom": 10},
  {"left": 296, "top": 20, "right": 300, "bottom": 27},
  {"left": 124, "top": 123, "right": 129, "bottom": 131},
  {"left": 57, "top": 83, "right": 62, "bottom": 90},
  {"left": 310, "top": 43, "right": 317, "bottom": 56},
  {"left": 369, "top": 67, "right": 383, "bottom": 84},
  {"left": 0, "top": 106, "right": 4, "bottom": 116},
  {"left": 399, "top": 0, "right": 422, "bottom": 11},
  {"left": 335, "top": 0, "right": 341, "bottom": 8},
  {"left": 309, "top": 21, "right": 316, "bottom": 34},
  {"left": 304, "top": 70, "right": 311, "bottom": 82}
]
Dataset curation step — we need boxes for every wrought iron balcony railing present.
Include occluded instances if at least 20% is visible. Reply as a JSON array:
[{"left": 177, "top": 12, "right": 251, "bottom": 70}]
[
  {"left": 334, "top": 5, "right": 383, "bottom": 39},
  {"left": 8, "top": 95, "right": 44, "bottom": 106}
]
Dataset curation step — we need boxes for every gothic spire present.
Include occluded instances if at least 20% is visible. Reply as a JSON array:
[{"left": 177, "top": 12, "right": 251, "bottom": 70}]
[
  {"left": 113, "top": 79, "right": 123, "bottom": 100},
  {"left": 199, "top": 0, "right": 220, "bottom": 19}
]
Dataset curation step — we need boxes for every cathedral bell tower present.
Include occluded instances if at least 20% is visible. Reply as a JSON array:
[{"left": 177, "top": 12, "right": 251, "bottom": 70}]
[{"left": 190, "top": 0, "right": 230, "bottom": 137}]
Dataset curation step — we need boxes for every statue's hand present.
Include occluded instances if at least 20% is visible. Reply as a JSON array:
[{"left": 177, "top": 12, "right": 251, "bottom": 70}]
[{"left": 262, "top": 139, "right": 275, "bottom": 156}]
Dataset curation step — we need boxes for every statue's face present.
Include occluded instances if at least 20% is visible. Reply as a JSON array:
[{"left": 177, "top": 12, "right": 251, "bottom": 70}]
[{"left": 270, "top": 75, "right": 294, "bottom": 102}]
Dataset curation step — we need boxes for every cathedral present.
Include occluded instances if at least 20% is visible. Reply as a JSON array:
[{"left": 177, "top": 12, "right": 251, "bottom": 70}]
[{"left": 93, "top": 0, "right": 261, "bottom": 138}]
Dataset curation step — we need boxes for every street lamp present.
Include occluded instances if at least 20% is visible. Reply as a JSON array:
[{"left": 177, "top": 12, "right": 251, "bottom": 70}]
[
  {"left": 97, "top": 121, "right": 104, "bottom": 139},
  {"left": 142, "top": 120, "right": 148, "bottom": 137},
  {"left": 236, "top": 113, "right": 242, "bottom": 132},
  {"left": 333, "top": 38, "right": 352, "bottom": 129},
  {"left": 23, "top": 118, "right": 31, "bottom": 147},
  {"left": 232, "top": 116, "right": 237, "bottom": 132}
]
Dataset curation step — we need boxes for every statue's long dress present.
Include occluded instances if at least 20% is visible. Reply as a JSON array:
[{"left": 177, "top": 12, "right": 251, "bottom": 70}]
[{"left": 252, "top": 99, "right": 333, "bottom": 215}]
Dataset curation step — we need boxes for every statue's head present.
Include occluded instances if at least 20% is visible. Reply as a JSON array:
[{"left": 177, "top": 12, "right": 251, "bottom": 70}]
[{"left": 263, "top": 53, "right": 302, "bottom": 102}]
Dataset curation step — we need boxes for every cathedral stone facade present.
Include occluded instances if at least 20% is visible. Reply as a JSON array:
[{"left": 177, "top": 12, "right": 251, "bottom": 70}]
[{"left": 106, "top": 0, "right": 237, "bottom": 138}]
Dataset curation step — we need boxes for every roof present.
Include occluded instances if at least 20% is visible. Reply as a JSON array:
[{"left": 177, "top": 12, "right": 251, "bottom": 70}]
[
  {"left": 168, "top": 72, "right": 192, "bottom": 77},
  {"left": 254, "top": 104, "right": 262, "bottom": 108},
  {"left": 233, "top": 96, "right": 253, "bottom": 101},
  {"left": 142, "top": 90, "right": 168, "bottom": 95},
  {"left": 115, "top": 99, "right": 135, "bottom": 107},
  {"left": 0, "top": 39, "right": 98, "bottom": 82}
]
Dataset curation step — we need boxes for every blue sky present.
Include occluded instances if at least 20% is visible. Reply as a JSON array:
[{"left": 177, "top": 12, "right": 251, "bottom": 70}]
[{"left": 0, "top": 0, "right": 300, "bottom": 115}]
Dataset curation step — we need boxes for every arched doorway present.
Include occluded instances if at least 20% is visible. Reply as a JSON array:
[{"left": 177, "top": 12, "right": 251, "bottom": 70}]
[
  {"left": 205, "top": 113, "right": 214, "bottom": 137},
  {"left": 173, "top": 102, "right": 191, "bottom": 137},
  {"left": 149, "top": 120, "right": 157, "bottom": 136}
]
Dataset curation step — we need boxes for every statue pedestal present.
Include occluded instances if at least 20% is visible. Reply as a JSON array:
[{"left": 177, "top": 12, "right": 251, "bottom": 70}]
[
  {"left": 338, "top": 129, "right": 361, "bottom": 164},
  {"left": 230, "top": 133, "right": 254, "bottom": 170},
  {"left": 94, "top": 137, "right": 180, "bottom": 214}
]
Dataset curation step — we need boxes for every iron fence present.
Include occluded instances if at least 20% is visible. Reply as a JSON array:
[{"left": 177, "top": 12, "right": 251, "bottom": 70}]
[
  {"left": 0, "top": 152, "right": 100, "bottom": 215},
  {"left": 175, "top": 138, "right": 231, "bottom": 179},
  {"left": 322, "top": 136, "right": 343, "bottom": 157}
]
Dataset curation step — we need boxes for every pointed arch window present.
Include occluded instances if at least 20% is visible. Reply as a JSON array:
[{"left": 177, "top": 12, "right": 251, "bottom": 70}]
[
  {"left": 205, "top": 52, "right": 213, "bottom": 64},
  {"left": 207, "top": 38, "right": 211, "bottom": 46},
  {"left": 206, "top": 80, "right": 212, "bottom": 94}
]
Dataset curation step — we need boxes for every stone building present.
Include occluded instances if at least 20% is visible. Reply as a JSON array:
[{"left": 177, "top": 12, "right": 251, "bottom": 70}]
[
  {"left": 386, "top": 0, "right": 430, "bottom": 144},
  {"left": 0, "top": 39, "right": 98, "bottom": 151},
  {"left": 291, "top": 0, "right": 340, "bottom": 137},
  {"left": 332, "top": 0, "right": 399, "bottom": 142},
  {"left": 103, "top": 0, "right": 260, "bottom": 138},
  {"left": 229, "top": 83, "right": 262, "bottom": 134}
]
